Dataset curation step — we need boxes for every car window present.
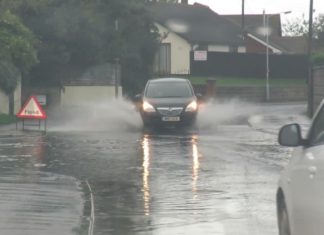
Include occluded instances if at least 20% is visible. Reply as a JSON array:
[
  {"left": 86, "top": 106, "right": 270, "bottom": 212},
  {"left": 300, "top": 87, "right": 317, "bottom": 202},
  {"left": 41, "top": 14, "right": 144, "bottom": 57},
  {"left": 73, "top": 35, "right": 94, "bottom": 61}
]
[
  {"left": 145, "top": 81, "right": 193, "bottom": 98},
  {"left": 308, "top": 105, "right": 324, "bottom": 146}
]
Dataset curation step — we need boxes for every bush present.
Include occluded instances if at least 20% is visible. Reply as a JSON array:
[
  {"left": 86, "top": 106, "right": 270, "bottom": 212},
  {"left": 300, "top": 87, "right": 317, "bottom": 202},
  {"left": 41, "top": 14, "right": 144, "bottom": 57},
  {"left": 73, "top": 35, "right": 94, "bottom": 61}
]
[
  {"left": 313, "top": 49, "right": 324, "bottom": 65},
  {"left": 0, "top": 113, "right": 17, "bottom": 125}
]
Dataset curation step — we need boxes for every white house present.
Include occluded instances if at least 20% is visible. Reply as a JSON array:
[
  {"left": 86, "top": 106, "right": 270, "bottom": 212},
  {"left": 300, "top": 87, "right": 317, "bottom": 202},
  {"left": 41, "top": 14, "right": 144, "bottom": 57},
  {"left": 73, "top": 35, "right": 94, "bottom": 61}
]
[
  {"left": 149, "top": 3, "right": 308, "bottom": 77},
  {"left": 149, "top": 2, "right": 245, "bottom": 76}
]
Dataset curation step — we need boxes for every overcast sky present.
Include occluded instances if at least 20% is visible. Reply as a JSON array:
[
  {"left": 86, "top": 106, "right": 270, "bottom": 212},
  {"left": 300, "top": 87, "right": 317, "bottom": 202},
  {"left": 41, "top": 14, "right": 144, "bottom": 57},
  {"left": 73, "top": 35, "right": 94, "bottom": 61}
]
[{"left": 188, "top": 0, "right": 322, "bottom": 22}]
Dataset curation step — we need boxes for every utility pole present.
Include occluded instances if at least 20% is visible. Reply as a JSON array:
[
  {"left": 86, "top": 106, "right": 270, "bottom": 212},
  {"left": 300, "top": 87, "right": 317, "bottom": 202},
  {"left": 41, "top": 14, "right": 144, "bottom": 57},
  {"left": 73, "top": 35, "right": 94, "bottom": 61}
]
[
  {"left": 241, "top": 0, "right": 245, "bottom": 32},
  {"left": 263, "top": 10, "right": 291, "bottom": 102},
  {"left": 114, "top": 19, "right": 120, "bottom": 98},
  {"left": 263, "top": 10, "right": 270, "bottom": 101},
  {"left": 307, "top": 0, "right": 314, "bottom": 117},
  {"left": 114, "top": 58, "right": 120, "bottom": 98}
]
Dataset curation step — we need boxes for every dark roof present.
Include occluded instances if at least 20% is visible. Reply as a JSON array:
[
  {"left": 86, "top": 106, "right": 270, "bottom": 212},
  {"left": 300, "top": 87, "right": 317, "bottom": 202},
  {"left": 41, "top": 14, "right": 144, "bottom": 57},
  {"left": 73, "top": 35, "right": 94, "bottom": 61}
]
[
  {"left": 247, "top": 32, "right": 309, "bottom": 54},
  {"left": 148, "top": 3, "right": 244, "bottom": 46},
  {"left": 225, "top": 14, "right": 308, "bottom": 54},
  {"left": 270, "top": 36, "right": 308, "bottom": 54},
  {"left": 223, "top": 14, "right": 282, "bottom": 37}
]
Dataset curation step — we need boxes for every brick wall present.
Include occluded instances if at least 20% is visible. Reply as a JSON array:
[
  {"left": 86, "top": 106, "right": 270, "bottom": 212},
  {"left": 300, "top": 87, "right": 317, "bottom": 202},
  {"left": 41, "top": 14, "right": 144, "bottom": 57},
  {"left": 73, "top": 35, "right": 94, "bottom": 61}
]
[{"left": 246, "top": 36, "right": 268, "bottom": 54}]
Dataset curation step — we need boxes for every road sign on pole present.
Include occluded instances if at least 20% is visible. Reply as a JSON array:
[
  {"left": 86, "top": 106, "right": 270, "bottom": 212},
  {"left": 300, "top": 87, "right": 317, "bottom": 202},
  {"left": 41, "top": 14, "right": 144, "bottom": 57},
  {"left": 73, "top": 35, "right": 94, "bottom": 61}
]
[{"left": 17, "top": 96, "right": 47, "bottom": 119}]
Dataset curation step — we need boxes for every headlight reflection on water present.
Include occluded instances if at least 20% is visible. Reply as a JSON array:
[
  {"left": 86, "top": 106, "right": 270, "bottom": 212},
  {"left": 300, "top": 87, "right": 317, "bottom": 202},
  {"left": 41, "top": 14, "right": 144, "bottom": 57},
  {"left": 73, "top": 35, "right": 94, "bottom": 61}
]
[
  {"left": 191, "top": 135, "right": 201, "bottom": 199},
  {"left": 141, "top": 134, "right": 202, "bottom": 214},
  {"left": 142, "top": 135, "right": 151, "bottom": 216}
]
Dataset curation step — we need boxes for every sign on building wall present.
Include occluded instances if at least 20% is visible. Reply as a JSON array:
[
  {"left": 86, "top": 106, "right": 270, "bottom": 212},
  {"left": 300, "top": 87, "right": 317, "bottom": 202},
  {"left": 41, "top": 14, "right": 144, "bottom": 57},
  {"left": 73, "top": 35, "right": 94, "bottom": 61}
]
[{"left": 194, "top": 50, "right": 207, "bottom": 61}]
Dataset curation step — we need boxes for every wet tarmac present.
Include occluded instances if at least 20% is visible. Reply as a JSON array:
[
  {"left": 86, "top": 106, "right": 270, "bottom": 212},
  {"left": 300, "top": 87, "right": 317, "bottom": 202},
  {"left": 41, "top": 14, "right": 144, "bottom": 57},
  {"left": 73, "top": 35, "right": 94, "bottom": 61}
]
[
  {"left": 0, "top": 133, "right": 84, "bottom": 235},
  {"left": 0, "top": 101, "right": 310, "bottom": 235}
]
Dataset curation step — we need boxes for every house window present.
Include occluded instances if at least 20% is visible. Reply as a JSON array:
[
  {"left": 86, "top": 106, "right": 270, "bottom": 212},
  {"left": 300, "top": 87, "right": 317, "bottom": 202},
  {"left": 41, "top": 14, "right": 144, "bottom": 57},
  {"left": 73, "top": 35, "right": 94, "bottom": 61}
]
[{"left": 154, "top": 43, "right": 171, "bottom": 75}]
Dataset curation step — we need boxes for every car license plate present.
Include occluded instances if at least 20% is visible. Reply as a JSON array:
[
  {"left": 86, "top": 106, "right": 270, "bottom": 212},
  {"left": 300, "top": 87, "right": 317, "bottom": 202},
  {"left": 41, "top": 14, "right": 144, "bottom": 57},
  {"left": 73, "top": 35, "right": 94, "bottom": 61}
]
[{"left": 162, "top": 116, "right": 180, "bottom": 122}]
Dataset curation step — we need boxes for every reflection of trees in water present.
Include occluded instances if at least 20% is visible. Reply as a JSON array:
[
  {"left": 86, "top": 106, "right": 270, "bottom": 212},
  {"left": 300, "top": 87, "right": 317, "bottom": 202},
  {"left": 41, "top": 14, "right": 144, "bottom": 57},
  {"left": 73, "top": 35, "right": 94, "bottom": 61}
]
[
  {"left": 30, "top": 133, "right": 147, "bottom": 235},
  {"left": 3, "top": 131, "right": 203, "bottom": 234},
  {"left": 0, "top": 133, "right": 83, "bottom": 234},
  {"left": 89, "top": 180, "right": 148, "bottom": 235}
]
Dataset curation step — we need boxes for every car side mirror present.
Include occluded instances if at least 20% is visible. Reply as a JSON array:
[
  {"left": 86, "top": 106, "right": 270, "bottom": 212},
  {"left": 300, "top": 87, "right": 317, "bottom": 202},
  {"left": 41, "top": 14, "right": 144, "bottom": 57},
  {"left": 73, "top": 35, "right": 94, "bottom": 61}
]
[{"left": 278, "top": 123, "right": 303, "bottom": 147}]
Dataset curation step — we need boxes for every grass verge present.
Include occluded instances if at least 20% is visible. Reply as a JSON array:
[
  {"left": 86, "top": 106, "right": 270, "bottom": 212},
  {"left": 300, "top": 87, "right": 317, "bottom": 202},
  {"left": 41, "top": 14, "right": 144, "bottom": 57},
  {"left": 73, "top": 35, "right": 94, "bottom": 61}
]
[{"left": 0, "top": 114, "right": 18, "bottom": 125}]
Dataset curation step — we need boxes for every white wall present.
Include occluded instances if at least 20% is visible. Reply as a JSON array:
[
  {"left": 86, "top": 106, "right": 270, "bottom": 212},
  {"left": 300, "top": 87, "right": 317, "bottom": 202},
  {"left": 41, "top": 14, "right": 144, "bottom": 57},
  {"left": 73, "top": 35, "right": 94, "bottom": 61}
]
[
  {"left": 0, "top": 91, "right": 8, "bottom": 114},
  {"left": 238, "top": 46, "right": 246, "bottom": 53},
  {"left": 60, "top": 86, "right": 122, "bottom": 106},
  {"left": 208, "top": 45, "right": 230, "bottom": 52},
  {"left": 0, "top": 82, "right": 21, "bottom": 115},
  {"left": 208, "top": 45, "right": 247, "bottom": 53},
  {"left": 156, "top": 23, "right": 191, "bottom": 75}
]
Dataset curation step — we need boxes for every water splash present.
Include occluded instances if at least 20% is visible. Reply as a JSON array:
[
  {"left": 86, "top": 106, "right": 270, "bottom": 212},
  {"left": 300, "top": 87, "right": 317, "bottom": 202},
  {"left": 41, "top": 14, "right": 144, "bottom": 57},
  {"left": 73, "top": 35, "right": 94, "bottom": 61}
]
[
  {"left": 197, "top": 98, "right": 259, "bottom": 130},
  {"left": 49, "top": 98, "right": 143, "bottom": 132},
  {"left": 49, "top": 98, "right": 261, "bottom": 133}
]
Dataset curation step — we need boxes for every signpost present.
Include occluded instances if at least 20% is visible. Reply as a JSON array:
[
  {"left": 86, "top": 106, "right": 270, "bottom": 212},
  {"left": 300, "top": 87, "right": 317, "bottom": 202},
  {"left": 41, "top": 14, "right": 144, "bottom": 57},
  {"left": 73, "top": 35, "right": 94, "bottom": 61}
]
[
  {"left": 194, "top": 51, "right": 207, "bottom": 61},
  {"left": 16, "top": 96, "right": 47, "bottom": 131}
]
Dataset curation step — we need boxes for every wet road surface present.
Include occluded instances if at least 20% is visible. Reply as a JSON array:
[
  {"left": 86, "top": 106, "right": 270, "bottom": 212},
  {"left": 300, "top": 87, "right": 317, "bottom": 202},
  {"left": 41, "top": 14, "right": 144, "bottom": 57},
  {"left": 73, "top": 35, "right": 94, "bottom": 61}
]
[
  {"left": 0, "top": 133, "right": 84, "bottom": 235},
  {"left": 0, "top": 101, "right": 310, "bottom": 235}
]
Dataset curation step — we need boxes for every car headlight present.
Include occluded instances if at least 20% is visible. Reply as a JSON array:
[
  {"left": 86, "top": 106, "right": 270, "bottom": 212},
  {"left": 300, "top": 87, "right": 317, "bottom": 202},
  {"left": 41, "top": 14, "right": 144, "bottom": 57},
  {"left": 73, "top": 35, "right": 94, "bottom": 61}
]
[
  {"left": 185, "top": 100, "right": 198, "bottom": 112},
  {"left": 143, "top": 101, "right": 156, "bottom": 113}
]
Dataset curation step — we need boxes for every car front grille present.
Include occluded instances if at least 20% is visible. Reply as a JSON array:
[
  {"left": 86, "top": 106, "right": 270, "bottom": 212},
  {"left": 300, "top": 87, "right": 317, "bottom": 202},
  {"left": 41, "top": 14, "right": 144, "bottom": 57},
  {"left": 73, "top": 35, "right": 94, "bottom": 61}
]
[{"left": 157, "top": 107, "right": 183, "bottom": 116}]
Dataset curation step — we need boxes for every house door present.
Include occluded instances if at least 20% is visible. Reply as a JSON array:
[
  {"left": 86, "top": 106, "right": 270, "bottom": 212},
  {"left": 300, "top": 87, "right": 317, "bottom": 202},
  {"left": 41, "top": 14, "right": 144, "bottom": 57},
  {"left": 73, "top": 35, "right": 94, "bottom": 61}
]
[{"left": 154, "top": 43, "right": 171, "bottom": 76}]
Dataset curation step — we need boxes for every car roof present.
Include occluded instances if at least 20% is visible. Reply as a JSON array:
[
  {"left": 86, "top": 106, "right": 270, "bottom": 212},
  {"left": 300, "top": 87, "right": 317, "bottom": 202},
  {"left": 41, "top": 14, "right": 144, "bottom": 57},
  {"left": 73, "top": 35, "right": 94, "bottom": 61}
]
[{"left": 148, "top": 77, "right": 189, "bottom": 83}]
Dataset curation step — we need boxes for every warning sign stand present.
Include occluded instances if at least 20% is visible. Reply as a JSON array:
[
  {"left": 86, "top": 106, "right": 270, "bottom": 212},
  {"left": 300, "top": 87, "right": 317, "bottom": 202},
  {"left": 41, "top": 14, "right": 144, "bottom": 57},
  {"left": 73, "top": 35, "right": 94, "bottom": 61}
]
[{"left": 16, "top": 95, "right": 47, "bottom": 131}]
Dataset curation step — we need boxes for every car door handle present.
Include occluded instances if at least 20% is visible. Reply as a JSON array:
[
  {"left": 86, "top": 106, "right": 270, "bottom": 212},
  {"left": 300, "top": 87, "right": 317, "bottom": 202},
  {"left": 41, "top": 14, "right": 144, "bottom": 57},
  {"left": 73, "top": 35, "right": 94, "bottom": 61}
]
[{"left": 308, "top": 166, "right": 317, "bottom": 175}]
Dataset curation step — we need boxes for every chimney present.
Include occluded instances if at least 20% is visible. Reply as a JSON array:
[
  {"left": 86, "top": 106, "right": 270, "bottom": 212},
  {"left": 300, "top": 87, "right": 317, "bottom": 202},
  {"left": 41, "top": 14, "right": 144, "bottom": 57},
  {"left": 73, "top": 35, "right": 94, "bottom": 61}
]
[{"left": 181, "top": 0, "right": 188, "bottom": 4}]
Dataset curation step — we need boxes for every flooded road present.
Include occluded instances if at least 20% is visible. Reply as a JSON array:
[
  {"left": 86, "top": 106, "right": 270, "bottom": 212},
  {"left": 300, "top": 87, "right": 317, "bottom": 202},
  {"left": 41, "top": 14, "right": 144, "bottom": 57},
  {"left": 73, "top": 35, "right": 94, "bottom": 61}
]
[{"left": 0, "top": 101, "right": 309, "bottom": 235}]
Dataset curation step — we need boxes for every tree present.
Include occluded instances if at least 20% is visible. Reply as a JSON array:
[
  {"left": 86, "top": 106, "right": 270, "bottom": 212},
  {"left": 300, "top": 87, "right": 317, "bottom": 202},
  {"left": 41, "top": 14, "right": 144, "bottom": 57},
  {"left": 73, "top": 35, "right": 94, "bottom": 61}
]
[
  {"left": 3, "top": 0, "right": 159, "bottom": 96},
  {"left": 283, "top": 15, "right": 324, "bottom": 37},
  {"left": 0, "top": 11, "right": 38, "bottom": 114},
  {"left": 283, "top": 15, "right": 324, "bottom": 65}
]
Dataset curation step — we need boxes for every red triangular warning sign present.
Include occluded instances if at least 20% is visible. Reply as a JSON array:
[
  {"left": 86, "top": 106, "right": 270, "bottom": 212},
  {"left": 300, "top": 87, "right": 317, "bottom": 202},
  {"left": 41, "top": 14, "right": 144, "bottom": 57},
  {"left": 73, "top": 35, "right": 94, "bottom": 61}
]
[{"left": 17, "top": 96, "right": 47, "bottom": 119}]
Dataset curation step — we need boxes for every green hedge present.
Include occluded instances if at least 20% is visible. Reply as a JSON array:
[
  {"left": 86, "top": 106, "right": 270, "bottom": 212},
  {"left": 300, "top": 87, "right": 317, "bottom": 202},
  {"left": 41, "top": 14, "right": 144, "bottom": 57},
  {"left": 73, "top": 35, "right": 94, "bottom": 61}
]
[
  {"left": 0, "top": 114, "right": 17, "bottom": 125},
  {"left": 313, "top": 49, "right": 324, "bottom": 65},
  {"left": 189, "top": 76, "right": 306, "bottom": 87}
]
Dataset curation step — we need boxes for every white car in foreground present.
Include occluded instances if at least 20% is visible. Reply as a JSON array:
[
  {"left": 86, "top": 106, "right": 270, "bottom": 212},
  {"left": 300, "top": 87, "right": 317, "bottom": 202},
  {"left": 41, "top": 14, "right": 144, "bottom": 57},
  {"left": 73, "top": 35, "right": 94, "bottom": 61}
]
[{"left": 277, "top": 101, "right": 324, "bottom": 235}]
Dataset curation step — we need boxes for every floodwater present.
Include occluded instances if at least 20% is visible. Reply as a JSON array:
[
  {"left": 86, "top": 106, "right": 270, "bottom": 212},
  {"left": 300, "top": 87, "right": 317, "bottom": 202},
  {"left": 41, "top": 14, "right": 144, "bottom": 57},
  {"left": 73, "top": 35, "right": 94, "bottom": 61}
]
[{"left": 0, "top": 100, "right": 309, "bottom": 235}]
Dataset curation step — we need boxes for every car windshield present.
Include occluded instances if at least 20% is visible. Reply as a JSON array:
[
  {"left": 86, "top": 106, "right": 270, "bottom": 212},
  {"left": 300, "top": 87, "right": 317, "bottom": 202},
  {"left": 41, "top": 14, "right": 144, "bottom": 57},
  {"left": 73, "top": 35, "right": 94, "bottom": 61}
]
[{"left": 145, "top": 81, "right": 193, "bottom": 98}]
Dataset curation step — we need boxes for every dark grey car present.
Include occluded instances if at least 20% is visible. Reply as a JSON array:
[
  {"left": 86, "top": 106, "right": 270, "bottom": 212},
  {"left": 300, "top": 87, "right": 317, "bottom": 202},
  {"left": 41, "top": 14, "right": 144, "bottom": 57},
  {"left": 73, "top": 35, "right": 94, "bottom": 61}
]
[{"left": 137, "top": 78, "right": 199, "bottom": 128}]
